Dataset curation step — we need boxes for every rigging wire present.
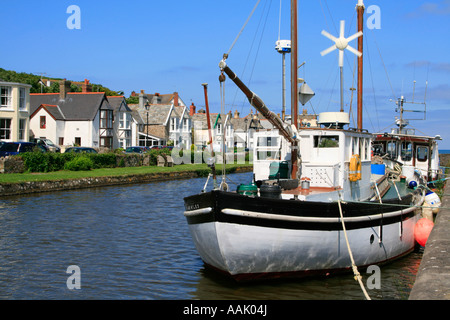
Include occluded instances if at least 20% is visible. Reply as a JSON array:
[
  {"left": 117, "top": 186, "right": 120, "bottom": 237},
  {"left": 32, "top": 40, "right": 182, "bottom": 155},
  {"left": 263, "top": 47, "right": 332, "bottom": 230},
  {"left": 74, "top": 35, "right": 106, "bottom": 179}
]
[
  {"left": 371, "top": 31, "right": 397, "bottom": 101},
  {"left": 364, "top": 29, "right": 381, "bottom": 132},
  {"left": 226, "top": 0, "right": 262, "bottom": 57}
]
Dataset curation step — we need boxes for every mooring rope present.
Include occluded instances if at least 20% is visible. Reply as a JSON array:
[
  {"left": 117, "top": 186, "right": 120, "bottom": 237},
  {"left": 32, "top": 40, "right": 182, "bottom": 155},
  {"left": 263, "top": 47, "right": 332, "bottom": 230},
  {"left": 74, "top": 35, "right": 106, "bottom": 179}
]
[{"left": 337, "top": 196, "right": 371, "bottom": 300}]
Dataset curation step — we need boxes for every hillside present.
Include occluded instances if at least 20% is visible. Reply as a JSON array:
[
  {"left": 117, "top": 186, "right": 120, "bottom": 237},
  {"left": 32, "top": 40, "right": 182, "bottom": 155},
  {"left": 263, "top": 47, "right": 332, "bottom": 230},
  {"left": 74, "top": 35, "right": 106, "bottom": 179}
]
[{"left": 0, "top": 68, "right": 122, "bottom": 96}]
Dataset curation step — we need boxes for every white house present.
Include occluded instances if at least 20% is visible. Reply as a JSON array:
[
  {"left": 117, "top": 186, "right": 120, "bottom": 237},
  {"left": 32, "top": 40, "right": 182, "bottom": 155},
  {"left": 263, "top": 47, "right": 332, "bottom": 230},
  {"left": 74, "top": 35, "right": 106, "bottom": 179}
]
[
  {"left": 30, "top": 80, "right": 115, "bottom": 149},
  {"left": 0, "top": 79, "right": 31, "bottom": 142}
]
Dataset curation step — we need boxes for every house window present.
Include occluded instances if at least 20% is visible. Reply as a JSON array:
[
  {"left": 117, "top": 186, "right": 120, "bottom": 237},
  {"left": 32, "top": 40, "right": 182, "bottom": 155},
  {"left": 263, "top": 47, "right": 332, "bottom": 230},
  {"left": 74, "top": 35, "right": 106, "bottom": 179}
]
[
  {"left": 1, "top": 86, "right": 12, "bottom": 108},
  {"left": 100, "top": 137, "right": 112, "bottom": 148},
  {"left": 19, "top": 119, "right": 26, "bottom": 140},
  {"left": 217, "top": 123, "right": 222, "bottom": 135},
  {"left": 183, "top": 118, "right": 189, "bottom": 132},
  {"left": 119, "top": 112, "right": 131, "bottom": 129},
  {"left": 40, "top": 116, "right": 46, "bottom": 129},
  {"left": 19, "top": 88, "right": 26, "bottom": 110},
  {"left": 170, "top": 117, "right": 178, "bottom": 131},
  {"left": 0, "top": 118, "right": 12, "bottom": 139},
  {"left": 59, "top": 137, "right": 64, "bottom": 145},
  {"left": 100, "top": 110, "right": 113, "bottom": 129},
  {"left": 75, "top": 137, "right": 81, "bottom": 146}
]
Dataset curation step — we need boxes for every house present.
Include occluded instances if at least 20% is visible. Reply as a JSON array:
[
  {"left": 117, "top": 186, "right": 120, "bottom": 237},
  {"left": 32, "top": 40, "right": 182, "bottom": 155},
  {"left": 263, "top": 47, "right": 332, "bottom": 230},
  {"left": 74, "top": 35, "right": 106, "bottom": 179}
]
[
  {"left": 0, "top": 79, "right": 31, "bottom": 142},
  {"left": 29, "top": 80, "right": 115, "bottom": 149},
  {"left": 129, "top": 90, "right": 192, "bottom": 148},
  {"left": 107, "top": 95, "right": 137, "bottom": 149},
  {"left": 190, "top": 104, "right": 275, "bottom": 151}
]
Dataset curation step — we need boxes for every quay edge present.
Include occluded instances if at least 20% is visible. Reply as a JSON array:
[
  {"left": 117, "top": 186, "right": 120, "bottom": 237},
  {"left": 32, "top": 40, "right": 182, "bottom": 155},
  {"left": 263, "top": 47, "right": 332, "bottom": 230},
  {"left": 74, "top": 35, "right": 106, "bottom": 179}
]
[
  {"left": 409, "top": 178, "right": 450, "bottom": 300},
  {"left": 0, "top": 166, "right": 252, "bottom": 197}
]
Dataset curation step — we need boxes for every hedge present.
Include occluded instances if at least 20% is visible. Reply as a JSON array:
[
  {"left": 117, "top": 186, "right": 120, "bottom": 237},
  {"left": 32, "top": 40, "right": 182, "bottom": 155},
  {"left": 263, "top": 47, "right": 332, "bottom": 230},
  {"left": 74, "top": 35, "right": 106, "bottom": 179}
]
[{"left": 18, "top": 150, "right": 164, "bottom": 173}]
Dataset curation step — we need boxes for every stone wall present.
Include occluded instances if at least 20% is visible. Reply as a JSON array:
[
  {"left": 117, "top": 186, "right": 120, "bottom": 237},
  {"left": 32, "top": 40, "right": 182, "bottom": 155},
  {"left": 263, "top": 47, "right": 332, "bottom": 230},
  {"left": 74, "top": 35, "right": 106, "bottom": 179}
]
[{"left": 0, "top": 157, "right": 25, "bottom": 174}]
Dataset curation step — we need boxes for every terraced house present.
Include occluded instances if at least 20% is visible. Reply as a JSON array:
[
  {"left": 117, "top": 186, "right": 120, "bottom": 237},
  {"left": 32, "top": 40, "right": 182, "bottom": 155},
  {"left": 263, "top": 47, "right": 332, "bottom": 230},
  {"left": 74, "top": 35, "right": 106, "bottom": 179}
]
[
  {"left": 29, "top": 80, "right": 115, "bottom": 149},
  {"left": 0, "top": 79, "right": 31, "bottom": 142}
]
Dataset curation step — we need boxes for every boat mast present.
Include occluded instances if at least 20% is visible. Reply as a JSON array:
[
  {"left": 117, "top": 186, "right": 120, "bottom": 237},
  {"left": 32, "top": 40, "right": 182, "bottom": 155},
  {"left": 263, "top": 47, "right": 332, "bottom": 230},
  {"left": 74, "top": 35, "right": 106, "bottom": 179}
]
[
  {"left": 290, "top": 0, "right": 299, "bottom": 179},
  {"left": 202, "top": 83, "right": 217, "bottom": 185},
  {"left": 357, "top": 0, "right": 364, "bottom": 131}
]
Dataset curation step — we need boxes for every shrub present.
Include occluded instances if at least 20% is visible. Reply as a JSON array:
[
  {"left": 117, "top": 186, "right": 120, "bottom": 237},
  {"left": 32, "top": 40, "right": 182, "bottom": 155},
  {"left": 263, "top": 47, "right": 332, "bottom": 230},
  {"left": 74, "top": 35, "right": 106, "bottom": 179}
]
[
  {"left": 86, "top": 153, "right": 117, "bottom": 169},
  {"left": 64, "top": 156, "right": 94, "bottom": 171}
]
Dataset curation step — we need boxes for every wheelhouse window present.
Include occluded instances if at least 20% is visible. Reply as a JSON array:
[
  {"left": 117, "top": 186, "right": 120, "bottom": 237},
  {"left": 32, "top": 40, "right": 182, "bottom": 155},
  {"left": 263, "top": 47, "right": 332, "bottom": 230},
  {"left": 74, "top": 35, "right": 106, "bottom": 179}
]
[
  {"left": 314, "top": 135, "right": 339, "bottom": 148},
  {"left": 417, "top": 146, "right": 428, "bottom": 162},
  {"left": 387, "top": 141, "right": 397, "bottom": 159},
  {"left": 256, "top": 136, "right": 281, "bottom": 160},
  {"left": 0, "top": 118, "right": 11, "bottom": 139},
  {"left": 401, "top": 141, "right": 413, "bottom": 161},
  {"left": 372, "top": 143, "right": 384, "bottom": 156},
  {"left": 1, "top": 86, "right": 12, "bottom": 108}
]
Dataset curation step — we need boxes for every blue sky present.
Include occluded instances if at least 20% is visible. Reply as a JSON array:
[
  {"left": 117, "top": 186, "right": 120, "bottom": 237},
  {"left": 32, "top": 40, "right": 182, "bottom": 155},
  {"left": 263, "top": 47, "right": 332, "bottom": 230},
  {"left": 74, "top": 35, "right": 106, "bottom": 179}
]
[{"left": 2, "top": 0, "right": 449, "bottom": 148}]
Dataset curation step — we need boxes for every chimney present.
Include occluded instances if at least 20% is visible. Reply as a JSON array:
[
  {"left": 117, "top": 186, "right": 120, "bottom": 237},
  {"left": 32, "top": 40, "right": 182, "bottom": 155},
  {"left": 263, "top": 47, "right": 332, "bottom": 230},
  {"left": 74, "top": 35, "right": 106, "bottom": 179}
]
[
  {"left": 234, "top": 110, "right": 240, "bottom": 119},
  {"left": 139, "top": 90, "right": 147, "bottom": 108},
  {"left": 82, "top": 79, "right": 92, "bottom": 93},
  {"left": 189, "top": 102, "right": 196, "bottom": 116},
  {"left": 173, "top": 92, "right": 179, "bottom": 106},
  {"left": 152, "top": 93, "right": 161, "bottom": 104},
  {"left": 59, "top": 80, "right": 71, "bottom": 100}
]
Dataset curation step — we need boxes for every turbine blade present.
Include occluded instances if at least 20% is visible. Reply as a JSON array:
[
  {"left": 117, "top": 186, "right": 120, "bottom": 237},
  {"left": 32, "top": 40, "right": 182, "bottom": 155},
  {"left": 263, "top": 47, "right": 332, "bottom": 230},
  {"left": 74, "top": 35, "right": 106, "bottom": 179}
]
[
  {"left": 339, "top": 50, "right": 344, "bottom": 67},
  {"left": 339, "top": 20, "right": 345, "bottom": 38},
  {"left": 346, "top": 45, "right": 362, "bottom": 57},
  {"left": 320, "top": 44, "right": 337, "bottom": 56},
  {"left": 346, "top": 31, "right": 363, "bottom": 43},
  {"left": 321, "top": 30, "right": 337, "bottom": 42}
]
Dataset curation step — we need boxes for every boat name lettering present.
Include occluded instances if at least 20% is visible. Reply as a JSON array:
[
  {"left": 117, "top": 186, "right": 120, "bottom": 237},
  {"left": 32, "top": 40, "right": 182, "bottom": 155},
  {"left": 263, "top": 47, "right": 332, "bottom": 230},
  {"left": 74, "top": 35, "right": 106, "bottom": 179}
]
[{"left": 186, "top": 203, "right": 200, "bottom": 211}]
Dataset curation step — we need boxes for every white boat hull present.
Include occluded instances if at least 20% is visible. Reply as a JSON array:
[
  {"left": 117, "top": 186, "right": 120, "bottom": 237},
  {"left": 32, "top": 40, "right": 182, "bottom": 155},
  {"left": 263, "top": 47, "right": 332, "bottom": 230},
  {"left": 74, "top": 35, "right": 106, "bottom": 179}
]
[{"left": 186, "top": 203, "right": 420, "bottom": 281}]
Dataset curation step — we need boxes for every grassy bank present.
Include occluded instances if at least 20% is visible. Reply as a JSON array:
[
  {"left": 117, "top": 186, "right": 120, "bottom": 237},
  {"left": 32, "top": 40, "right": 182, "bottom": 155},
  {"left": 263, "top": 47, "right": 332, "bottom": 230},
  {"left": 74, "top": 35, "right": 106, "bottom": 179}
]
[{"left": 0, "top": 163, "right": 252, "bottom": 184}]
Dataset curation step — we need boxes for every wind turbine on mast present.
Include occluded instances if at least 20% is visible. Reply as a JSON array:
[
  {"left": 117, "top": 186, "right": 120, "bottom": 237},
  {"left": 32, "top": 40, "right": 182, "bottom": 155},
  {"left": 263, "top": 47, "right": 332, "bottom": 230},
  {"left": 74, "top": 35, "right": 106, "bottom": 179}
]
[{"left": 320, "top": 20, "right": 363, "bottom": 113}]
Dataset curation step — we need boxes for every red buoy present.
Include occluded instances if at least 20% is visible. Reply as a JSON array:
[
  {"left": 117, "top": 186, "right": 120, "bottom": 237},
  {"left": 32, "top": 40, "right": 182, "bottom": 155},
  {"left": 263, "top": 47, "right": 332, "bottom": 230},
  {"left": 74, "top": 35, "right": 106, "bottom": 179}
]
[{"left": 414, "top": 218, "right": 434, "bottom": 247}]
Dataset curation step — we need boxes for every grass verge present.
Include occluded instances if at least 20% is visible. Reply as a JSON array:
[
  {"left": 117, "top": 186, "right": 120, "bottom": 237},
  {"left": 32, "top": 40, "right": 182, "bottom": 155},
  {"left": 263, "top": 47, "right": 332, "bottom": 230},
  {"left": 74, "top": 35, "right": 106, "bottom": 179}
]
[{"left": 0, "top": 163, "right": 252, "bottom": 184}]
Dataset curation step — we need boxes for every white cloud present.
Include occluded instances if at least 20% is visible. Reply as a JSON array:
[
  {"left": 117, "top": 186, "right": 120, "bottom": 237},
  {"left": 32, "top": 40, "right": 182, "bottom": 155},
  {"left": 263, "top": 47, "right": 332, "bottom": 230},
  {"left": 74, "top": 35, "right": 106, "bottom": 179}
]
[{"left": 405, "top": 0, "right": 450, "bottom": 18}]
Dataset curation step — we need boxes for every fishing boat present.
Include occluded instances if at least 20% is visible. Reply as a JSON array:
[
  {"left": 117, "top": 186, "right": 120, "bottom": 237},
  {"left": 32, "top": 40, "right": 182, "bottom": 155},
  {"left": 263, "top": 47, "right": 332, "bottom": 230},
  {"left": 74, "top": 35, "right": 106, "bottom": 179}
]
[
  {"left": 183, "top": 0, "right": 426, "bottom": 282},
  {"left": 372, "top": 95, "right": 442, "bottom": 184}
]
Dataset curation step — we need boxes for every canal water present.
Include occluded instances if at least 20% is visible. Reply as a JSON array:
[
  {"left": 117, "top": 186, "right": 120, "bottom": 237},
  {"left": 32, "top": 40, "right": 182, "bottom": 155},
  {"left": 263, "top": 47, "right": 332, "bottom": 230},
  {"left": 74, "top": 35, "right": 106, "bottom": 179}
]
[{"left": 0, "top": 172, "right": 422, "bottom": 300}]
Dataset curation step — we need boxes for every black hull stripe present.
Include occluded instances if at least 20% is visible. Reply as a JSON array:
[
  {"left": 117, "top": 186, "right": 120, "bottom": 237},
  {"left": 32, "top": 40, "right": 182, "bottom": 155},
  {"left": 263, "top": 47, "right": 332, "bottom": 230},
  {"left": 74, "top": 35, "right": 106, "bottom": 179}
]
[{"left": 184, "top": 190, "right": 421, "bottom": 231}]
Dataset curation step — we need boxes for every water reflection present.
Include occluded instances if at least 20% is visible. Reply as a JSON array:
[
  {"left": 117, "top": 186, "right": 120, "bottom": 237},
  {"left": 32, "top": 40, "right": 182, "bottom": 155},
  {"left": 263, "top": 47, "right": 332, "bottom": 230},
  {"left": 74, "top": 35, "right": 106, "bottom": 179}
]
[{"left": 0, "top": 172, "right": 422, "bottom": 300}]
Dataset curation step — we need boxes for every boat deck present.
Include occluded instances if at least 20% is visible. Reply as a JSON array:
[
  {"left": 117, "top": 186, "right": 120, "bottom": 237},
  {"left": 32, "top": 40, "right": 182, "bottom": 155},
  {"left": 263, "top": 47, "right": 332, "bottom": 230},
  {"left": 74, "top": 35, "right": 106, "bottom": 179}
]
[{"left": 282, "top": 186, "right": 341, "bottom": 196}]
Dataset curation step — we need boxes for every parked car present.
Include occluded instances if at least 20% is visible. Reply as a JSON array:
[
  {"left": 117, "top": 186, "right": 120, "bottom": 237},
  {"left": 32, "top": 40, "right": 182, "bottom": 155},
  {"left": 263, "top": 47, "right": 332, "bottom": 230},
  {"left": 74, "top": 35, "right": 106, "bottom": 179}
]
[
  {"left": 124, "top": 146, "right": 148, "bottom": 154},
  {"left": 32, "top": 138, "right": 61, "bottom": 152},
  {"left": 0, "top": 142, "right": 47, "bottom": 157},
  {"left": 64, "top": 147, "right": 98, "bottom": 154}
]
